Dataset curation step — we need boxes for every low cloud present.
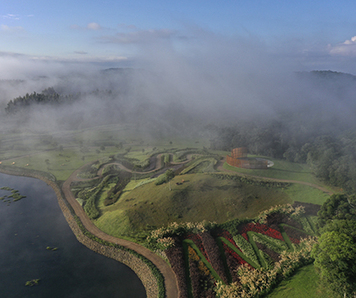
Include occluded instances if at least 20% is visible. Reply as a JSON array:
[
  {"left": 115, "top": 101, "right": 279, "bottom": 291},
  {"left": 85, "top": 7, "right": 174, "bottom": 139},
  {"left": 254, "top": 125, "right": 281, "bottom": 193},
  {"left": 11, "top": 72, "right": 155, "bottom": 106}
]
[
  {"left": 87, "top": 22, "right": 101, "bottom": 30},
  {"left": 328, "top": 36, "right": 356, "bottom": 56}
]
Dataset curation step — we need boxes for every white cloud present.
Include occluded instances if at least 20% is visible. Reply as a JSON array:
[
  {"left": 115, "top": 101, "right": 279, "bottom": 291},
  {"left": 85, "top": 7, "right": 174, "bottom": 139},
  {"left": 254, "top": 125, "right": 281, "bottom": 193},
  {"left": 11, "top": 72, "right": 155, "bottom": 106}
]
[
  {"left": 87, "top": 22, "right": 101, "bottom": 30},
  {"left": 2, "top": 14, "right": 20, "bottom": 20},
  {"left": 328, "top": 36, "right": 356, "bottom": 56}
]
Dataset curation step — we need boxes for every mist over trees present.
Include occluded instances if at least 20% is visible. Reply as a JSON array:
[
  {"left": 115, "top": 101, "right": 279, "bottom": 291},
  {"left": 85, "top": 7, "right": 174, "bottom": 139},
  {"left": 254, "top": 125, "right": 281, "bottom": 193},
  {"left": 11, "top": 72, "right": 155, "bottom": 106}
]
[{"left": 1, "top": 68, "right": 356, "bottom": 193}]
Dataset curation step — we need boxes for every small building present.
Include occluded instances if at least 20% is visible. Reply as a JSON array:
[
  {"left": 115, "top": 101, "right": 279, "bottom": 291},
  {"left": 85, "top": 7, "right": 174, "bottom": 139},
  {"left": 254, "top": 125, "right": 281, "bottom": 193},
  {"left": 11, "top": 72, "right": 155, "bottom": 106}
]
[{"left": 226, "top": 147, "right": 269, "bottom": 169}]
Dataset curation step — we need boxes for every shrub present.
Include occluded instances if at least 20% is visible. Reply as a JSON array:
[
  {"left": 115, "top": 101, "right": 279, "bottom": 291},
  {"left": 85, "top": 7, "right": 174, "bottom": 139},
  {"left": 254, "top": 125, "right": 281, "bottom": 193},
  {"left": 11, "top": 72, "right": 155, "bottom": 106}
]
[{"left": 155, "top": 169, "right": 175, "bottom": 185}]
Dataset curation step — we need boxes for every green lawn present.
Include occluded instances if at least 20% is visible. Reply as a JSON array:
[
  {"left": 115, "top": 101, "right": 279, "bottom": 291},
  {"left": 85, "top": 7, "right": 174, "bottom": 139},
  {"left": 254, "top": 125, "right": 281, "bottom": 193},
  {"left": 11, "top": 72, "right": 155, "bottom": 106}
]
[
  {"left": 94, "top": 173, "right": 293, "bottom": 239},
  {"left": 223, "top": 158, "right": 322, "bottom": 185},
  {"left": 282, "top": 184, "right": 330, "bottom": 205},
  {"left": 267, "top": 264, "right": 326, "bottom": 298}
]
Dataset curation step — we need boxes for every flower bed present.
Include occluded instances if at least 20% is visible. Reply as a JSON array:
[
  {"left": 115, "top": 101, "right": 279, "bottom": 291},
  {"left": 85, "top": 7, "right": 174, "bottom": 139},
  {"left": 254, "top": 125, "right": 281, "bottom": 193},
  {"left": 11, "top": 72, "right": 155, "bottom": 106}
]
[
  {"left": 200, "top": 232, "right": 229, "bottom": 284},
  {"left": 292, "top": 201, "right": 320, "bottom": 216},
  {"left": 217, "top": 230, "right": 240, "bottom": 249},
  {"left": 185, "top": 233, "right": 209, "bottom": 262},
  {"left": 222, "top": 244, "right": 242, "bottom": 283},
  {"left": 165, "top": 245, "right": 188, "bottom": 298},
  {"left": 255, "top": 242, "right": 280, "bottom": 263},
  {"left": 188, "top": 246, "right": 216, "bottom": 298},
  {"left": 240, "top": 223, "right": 284, "bottom": 241},
  {"left": 222, "top": 241, "right": 248, "bottom": 267},
  {"left": 282, "top": 226, "right": 307, "bottom": 244}
]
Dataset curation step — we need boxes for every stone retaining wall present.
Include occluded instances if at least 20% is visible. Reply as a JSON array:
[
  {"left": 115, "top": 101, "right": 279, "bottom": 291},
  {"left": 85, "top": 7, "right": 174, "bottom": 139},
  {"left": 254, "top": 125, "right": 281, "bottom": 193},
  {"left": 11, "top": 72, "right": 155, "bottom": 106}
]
[{"left": 0, "top": 167, "right": 159, "bottom": 298}]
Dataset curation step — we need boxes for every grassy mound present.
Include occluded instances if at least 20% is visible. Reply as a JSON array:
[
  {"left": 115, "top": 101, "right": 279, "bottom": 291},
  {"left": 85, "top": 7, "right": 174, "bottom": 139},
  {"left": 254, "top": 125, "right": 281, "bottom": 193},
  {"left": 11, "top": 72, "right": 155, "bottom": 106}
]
[{"left": 94, "top": 173, "right": 293, "bottom": 240}]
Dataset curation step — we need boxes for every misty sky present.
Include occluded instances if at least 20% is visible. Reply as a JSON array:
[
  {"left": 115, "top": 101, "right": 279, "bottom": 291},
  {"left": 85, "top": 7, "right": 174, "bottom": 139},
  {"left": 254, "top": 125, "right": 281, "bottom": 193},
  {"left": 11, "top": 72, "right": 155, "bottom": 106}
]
[{"left": 2, "top": 0, "right": 356, "bottom": 76}]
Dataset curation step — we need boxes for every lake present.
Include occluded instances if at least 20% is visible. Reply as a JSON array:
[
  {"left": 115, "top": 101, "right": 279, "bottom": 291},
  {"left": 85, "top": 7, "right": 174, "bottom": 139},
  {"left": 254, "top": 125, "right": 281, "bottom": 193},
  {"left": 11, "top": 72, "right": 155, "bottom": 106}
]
[{"left": 0, "top": 172, "right": 146, "bottom": 298}]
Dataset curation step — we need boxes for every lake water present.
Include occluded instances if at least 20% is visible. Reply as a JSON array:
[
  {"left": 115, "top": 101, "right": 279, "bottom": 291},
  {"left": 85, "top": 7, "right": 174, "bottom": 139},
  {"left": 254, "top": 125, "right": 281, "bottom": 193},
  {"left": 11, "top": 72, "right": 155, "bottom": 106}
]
[{"left": 0, "top": 172, "right": 146, "bottom": 298}]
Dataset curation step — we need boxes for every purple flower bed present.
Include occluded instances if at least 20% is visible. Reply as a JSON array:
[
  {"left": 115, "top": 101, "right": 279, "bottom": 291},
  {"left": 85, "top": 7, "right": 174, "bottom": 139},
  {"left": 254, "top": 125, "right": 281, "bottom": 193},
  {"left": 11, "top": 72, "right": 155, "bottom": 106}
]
[
  {"left": 255, "top": 242, "right": 280, "bottom": 263},
  {"left": 200, "top": 232, "right": 229, "bottom": 284},
  {"left": 165, "top": 246, "right": 189, "bottom": 298},
  {"left": 283, "top": 226, "right": 308, "bottom": 244}
]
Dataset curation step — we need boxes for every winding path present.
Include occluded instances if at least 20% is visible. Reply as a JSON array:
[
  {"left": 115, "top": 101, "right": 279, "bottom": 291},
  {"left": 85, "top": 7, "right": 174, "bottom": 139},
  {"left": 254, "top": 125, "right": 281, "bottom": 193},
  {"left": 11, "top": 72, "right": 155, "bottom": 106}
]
[{"left": 62, "top": 164, "right": 179, "bottom": 298}]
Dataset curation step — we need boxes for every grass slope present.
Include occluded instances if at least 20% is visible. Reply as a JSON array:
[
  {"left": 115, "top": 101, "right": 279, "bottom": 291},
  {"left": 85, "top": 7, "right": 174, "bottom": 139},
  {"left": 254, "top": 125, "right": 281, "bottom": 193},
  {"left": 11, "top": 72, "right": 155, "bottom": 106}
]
[
  {"left": 94, "top": 173, "right": 293, "bottom": 239},
  {"left": 267, "top": 264, "right": 325, "bottom": 298},
  {"left": 223, "top": 157, "right": 322, "bottom": 185}
]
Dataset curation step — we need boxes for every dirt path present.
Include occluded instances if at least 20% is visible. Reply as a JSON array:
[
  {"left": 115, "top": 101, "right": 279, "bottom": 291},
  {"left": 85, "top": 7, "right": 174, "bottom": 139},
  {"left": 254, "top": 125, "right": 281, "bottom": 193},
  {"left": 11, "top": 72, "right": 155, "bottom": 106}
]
[
  {"left": 60, "top": 154, "right": 197, "bottom": 297},
  {"left": 62, "top": 164, "right": 179, "bottom": 298},
  {"left": 216, "top": 158, "right": 334, "bottom": 195}
]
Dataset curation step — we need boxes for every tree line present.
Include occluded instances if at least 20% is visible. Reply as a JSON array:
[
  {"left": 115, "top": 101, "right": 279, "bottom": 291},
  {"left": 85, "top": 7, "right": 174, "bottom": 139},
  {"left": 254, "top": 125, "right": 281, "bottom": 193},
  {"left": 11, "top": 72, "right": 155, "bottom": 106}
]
[{"left": 209, "top": 122, "right": 356, "bottom": 194}]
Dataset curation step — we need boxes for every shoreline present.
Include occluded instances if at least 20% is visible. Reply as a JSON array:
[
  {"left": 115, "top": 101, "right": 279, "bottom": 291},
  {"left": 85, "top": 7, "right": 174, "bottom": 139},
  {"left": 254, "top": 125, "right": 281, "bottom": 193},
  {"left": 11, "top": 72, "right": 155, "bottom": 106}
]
[{"left": 0, "top": 166, "right": 171, "bottom": 298}]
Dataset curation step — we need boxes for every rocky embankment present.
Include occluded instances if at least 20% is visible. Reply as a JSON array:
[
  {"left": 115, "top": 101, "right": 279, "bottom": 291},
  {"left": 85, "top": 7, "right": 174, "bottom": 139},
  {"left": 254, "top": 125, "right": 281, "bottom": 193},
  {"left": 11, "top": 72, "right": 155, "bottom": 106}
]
[{"left": 0, "top": 167, "right": 160, "bottom": 298}]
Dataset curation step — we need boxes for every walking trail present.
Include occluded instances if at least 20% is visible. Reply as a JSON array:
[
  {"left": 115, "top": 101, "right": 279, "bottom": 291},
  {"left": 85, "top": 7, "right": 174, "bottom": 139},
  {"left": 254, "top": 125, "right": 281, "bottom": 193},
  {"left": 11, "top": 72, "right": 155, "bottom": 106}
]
[
  {"left": 62, "top": 155, "right": 333, "bottom": 298},
  {"left": 2, "top": 152, "right": 332, "bottom": 298}
]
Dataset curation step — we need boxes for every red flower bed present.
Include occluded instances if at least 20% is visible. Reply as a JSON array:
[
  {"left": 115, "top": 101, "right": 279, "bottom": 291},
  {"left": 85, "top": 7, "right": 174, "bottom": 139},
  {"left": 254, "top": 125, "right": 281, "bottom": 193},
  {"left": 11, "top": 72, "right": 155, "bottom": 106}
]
[
  {"left": 185, "top": 233, "right": 210, "bottom": 262},
  {"left": 222, "top": 241, "right": 247, "bottom": 266},
  {"left": 216, "top": 230, "right": 240, "bottom": 248},
  {"left": 240, "top": 223, "right": 284, "bottom": 241}
]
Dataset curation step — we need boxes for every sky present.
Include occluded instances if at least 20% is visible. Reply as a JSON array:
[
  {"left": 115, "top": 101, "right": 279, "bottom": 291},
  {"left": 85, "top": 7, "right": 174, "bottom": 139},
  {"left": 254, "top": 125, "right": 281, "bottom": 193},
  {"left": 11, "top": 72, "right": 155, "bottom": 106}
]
[{"left": 2, "top": 0, "right": 356, "bottom": 75}]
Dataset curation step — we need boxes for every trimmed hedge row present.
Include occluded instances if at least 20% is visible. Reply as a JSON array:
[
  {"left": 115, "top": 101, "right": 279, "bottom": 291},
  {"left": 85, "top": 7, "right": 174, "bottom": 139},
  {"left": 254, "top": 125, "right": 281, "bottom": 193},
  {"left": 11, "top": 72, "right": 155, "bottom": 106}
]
[
  {"left": 83, "top": 175, "right": 112, "bottom": 219},
  {"left": 250, "top": 233, "right": 288, "bottom": 254},
  {"left": 233, "top": 234, "right": 259, "bottom": 266}
]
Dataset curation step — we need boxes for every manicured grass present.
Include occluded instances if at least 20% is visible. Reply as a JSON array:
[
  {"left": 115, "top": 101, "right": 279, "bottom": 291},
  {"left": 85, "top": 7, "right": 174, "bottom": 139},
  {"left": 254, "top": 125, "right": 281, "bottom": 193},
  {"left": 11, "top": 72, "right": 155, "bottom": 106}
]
[
  {"left": 94, "top": 173, "right": 293, "bottom": 240},
  {"left": 281, "top": 184, "right": 330, "bottom": 205},
  {"left": 223, "top": 158, "right": 322, "bottom": 185},
  {"left": 267, "top": 264, "right": 325, "bottom": 298}
]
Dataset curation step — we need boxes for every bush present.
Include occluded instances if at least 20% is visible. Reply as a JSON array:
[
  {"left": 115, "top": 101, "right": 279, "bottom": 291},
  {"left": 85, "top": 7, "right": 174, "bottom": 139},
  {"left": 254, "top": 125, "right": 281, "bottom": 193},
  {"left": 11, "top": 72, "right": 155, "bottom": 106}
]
[{"left": 155, "top": 169, "right": 175, "bottom": 185}]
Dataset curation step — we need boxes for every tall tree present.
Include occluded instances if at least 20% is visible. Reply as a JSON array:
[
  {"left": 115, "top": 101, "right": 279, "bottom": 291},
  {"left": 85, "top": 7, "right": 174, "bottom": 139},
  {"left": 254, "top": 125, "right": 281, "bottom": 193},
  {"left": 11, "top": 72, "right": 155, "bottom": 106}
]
[{"left": 312, "top": 220, "right": 356, "bottom": 297}]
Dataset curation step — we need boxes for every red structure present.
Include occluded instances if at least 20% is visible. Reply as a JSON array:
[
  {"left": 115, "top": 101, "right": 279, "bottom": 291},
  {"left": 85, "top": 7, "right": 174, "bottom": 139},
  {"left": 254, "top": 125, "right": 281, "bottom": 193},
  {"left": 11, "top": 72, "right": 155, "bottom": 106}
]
[{"left": 226, "top": 147, "right": 268, "bottom": 169}]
